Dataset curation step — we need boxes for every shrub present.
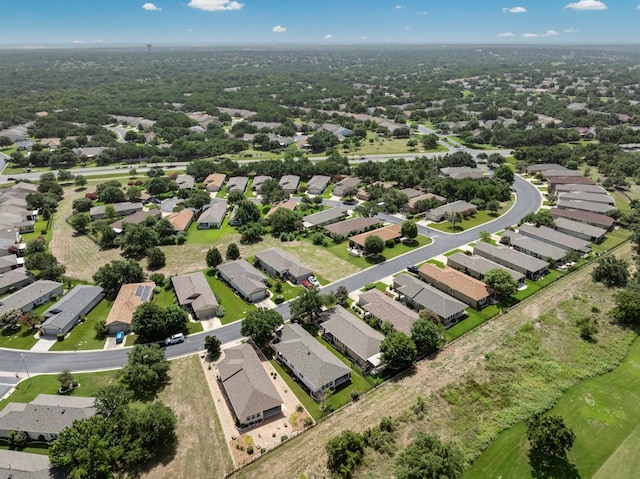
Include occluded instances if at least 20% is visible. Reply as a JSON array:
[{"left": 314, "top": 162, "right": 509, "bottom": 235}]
[
  {"left": 56, "top": 333, "right": 65, "bottom": 342},
  {"left": 216, "top": 306, "right": 225, "bottom": 317},
  {"left": 312, "top": 232, "right": 325, "bottom": 245},
  {"left": 8, "top": 430, "right": 28, "bottom": 448},
  {"left": 304, "top": 417, "right": 314, "bottom": 427},
  {"left": 94, "top": 319, "right": 107, "bottom": 340},
  {"left": 351, "top": 390, "right": 360, "bottom": 401},
  {"left": 281, "top": 435, "right": 288, "bottom": 443},
  {"left": 247, "top": 445, "right": 254, "bottom": 455},
  {"left": 385, "top": 239, "right": 395, "bottom": 248},
  {"left": 296, "top": 404, "right": 304, "bottom": 413},
  {"left": 274, "top": 294, "right": 284, "bottom": 304},
  {"left": 364, "top": 283, "right": 376, "bottom": 291}
]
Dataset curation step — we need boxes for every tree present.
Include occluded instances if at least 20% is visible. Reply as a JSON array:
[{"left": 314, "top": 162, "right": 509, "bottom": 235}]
[
  {"left": 268, "top": 207, "right": 300, "bottom": 235},
  {"left": 25, "top": 237, "right": 46, "bottom": 255},
  {"left": 325, "top": 429, "right": 365, "bottom": 479},
  {"left": 206, "top": 246, "right": 223, "bottom": 269},
  {"left": 520, "top": 210, "right": 554, "bottom": 228},
  {"left": 24, "top": 251, "right": 66, "bottom": 281},
  {"left": 0, "top": 309, "right": 21, "bottom": 329},
  {"left": 121, "top": 223, "right": 159, "bottom": 258},
  {"left": 19, "top": 310, "right": 41, "bottom": 331},
  {"left": 484, "top": 268, "right": 518, "bottom": 299},
  {"left": 380, "top": 331, "right": 417, "bottom": 371},
  {"left": 240, "top": 222, "right": 264, "bottom": 244},
  {"left": 612, "top": 289, "right": 640, "bottom": 325},
  {"left": 240, "top": 308, "right": 283, "bottom": 349},
  {"left": 74, "top": 175, "right": 87, "bottom": 188},
  {"left": 57, "top": 369, "right": 77, "bottom": 391},
  {"left": 69, "top": 212, "right": 91, "bottom": 234},
  {"left": 120, "top": 344, "right": 170, "bottom": 399},
  {"left": 227, "top": 190, "right": 245, "bottom": 204},
  {"left": 154, "top": 217, "right": 176, "bottom": 243},
  {"left": 131, "top": 303, "right": 187, "bottom": 343},
  {"left": 401, "top": 220, "right": 418, "bottom": 242},
  {"left": 486, "top": 199, "right": 500, "bottom": 214},
  {"left": 289, "top": 287, "right": 325, "bottom": 323},
  {"left": 494, "top": 164, "right": 515, "bottom": 184},
  {"left": 72, "top": 197, "right": 93, "bottom": 213},
  {"left": 93, "top": 259, "right": 146, "bottom": 298},
  {"left": 260, "top": 179, "right": 288, "bottom": 205},
  {"left": 146, "top": 247, "right": 166, "bottom": 270},
  {"left": 526, "top": 414, "right": 575, "bottom": 457},
  {"left": 592, "top": 255, "right": 629, "bottom": 288},
  {"left": 99, "top": 225, "right": 118, "bottom": 249},
  {"left": 565, "top": 249, "right": 581, "bottom": 263},
  {"left": 226, "top": 242, "right": 240, "bottom": 260},
  {"left": 184, "top": 189, "right": 211, "bottom": 210},
  {"left": 334, "top": 285, "right": 349, "bottom": 307},
  {"left": 94, "top": 384, "right": 134, "bottom": 418},
  {"left": 411, "top": 314, "right": 443, "bottom": 357},
  {"left": 364, "top": 235, "right": 385, "bottom": 257},
  {"left": 235, "top": 200, "right": 261, "bottom": 225},
  {"left": 204, "top": 335, "right": 222, "bottom": 360},
  {"left": 99, "top": 185, "right": 126, "bottom": 204},
  {"left": 395, "top": 432, "right": 464, "bottom": 479},
  {"left": 127, "top": 185, "right": 142, "bottom": 202}
]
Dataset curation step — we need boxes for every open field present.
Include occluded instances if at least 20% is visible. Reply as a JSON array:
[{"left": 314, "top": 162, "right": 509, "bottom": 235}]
[{"left": 230, "top": 243, "right": 635, "bottom": 479}]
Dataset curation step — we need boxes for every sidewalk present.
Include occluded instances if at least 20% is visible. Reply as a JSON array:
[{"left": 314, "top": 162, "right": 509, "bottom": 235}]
[{"left": 30, "top": 336, "right": 57, "bottom": 352}]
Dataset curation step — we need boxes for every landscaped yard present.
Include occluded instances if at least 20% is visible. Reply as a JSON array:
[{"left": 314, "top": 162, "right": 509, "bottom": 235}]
[
  {"left": 269, "top": 280, "right": 302, "bottom": 302},
  {"left": 185, "top": 219, "right": 239, "bottom": 244},
  {"left": 204, "top": 272, "right": 256, "bottom": 324},
  {"left": 49, "top": 299, "right": 112, "bottom": 351},
  {"left": 0, "top": 325, "right": 39, "bottom": 350},
  {"left": 429, "top": 198, "right": 515, "bottom": 233}
]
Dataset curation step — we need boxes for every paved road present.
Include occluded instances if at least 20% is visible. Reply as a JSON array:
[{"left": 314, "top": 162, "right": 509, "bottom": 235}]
[{"left": 0, "top": 175, "right": 540, "bottom": 375}]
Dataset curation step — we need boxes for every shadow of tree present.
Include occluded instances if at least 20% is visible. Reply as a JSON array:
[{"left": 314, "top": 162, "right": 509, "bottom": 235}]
[
  {"left": 528, "top": 449, "right": 581, "bottom": 479},
  {"left": 128, "top": 438, "right": 179, "bottom": 479}
]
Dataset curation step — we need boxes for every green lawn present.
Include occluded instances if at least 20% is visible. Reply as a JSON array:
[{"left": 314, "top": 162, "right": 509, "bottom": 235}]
[
  {"left": 427, "top": 259, "right": 445, "bottom": 268},
  {"left": 591, "top": 228, "right": 631, "bottom": 254},
  {"left": 50, "top": 299, "right": 112, "bottom": 351},
  {"left": 270, "top": 280, "right": 302, "bottom": 302},
  {"left": 513, "top": 281, "right": 541, "bottom": 302},
  {"left": 361, "top": 281, "right": 389, "bottom": 293},
  {"left": 445, "top": 309, "right": 489, "bottom": 341},
  {"left": 204, "top": 272, "right": 256, "bottom": 324},
  {"left": 271, "top": 360, "right": 322, "bottom": 420},
  {"left": 429, "top": 198, "right": 515, "bottom": 233},
  {"left": 444, "top": 248, "right": 465, "bottom": 257},
  {"left": 187, "top": 321, "right": 204, "bottom": 334},
  {"left": 611, "top": 191, "right": 631, "bottom": 213},
  {"left": 21, "top": 217, "right": 52, "bottom": 245},
  {"left": 0, "top": 325, "right": 39, "bottom": 350},
  {"left": 321, "top": 183, "right": 334, "bottom": 199},
  {"left": 465, "top": 337, "right": 640, "bottom": 479},
  {"left": 536, "top": 269, "right": 566, "bottom": 288},
  {"left": 322, "top": 236, "right": 431, "bottom": 270},
  {"left": 153, "top": 286, "right": 176, "bottom": 308},
  {"left": 185, "top": 219, "right": 238, "bottom": 244}
]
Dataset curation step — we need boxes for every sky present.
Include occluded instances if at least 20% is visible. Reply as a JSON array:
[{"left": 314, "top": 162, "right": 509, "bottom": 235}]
[{"left": 2, "top": 0, "right": 639, "bottom": 46}]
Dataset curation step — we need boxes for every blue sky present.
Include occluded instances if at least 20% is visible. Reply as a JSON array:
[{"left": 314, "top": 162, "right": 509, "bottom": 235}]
[{"left": 2, "top": 0, "right": 638, "bottom": 46}]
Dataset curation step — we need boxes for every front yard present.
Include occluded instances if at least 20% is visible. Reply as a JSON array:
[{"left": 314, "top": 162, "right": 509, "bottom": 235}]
[
  {"left": 204, "top": 272, "right": 257, "bottom": 324},
  {"left": 428, "top": 197, "right": 515, "bottom": 233}
]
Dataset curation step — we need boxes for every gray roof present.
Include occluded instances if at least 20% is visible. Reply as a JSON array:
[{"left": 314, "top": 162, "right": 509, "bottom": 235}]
[
  {"left": 358, "top": 288, "right": 420, "bottom": 335},
  {"left": 440, "top": 166, "right": 485, "bottom": 179},
  {"left": 109, "top": 208, "right": 162, "bottom": 231},
  {"left": 227, "top": 176, "right": 249, "bottom": 192},
  {"left": 525, "top": 163, "right": 568, "bottom": 173},
  {"left": 392, "top": 274, "right": 467, "bottom": 324},
  {"left": 176, "top": 174, "right": 195, "bottom": 189},
  {"left": 0, "top": 280, "right": 62, "bottom": 316},
  {"left": 540, "top": 169, "right": 583, "bottom": 178},
  {"left": 322, "top": 306, "right": 383, "bottom": 362},
  {"left": 0, "top": 268, "right": 32, "bottom": 291},
  {"left": 324, "top": 216, "right": 380, "bottom": 237},
  {"left": 279, "top": 175, "right": 300, "bottom": 191},
  {"left": 217, "top": 259, "right": 268, "bottom": 297},
  {"left": 549, "top": 207, "right": 614, "bottom": 228},
  {"left": 252, "top": 175, "right": 273, "bottom": 191},
  {"left": 505, "top": 231, "right": 567, "bottom": 261},
  {"left": 90, "top": 202, "right": 143, "bottom": 217},
  {"left": 307, "top": 175, "right": 331, "bottom": 193},
  {"left": 473, "top": 241, "right": 549, "bottom": 274},
  {"left": 197, "top": 201, "right": 227, "bottom": 225},
  {"left": 554, "top": 217, "right": 607, "bottom": 240},
  {"left": 518, "top": 224, "right": 591, "bottom": 253},
  {"left": 333, "top": 177, "right": 361, "bottom": 196},
  {"left": 41, "top": 285, "right": 104, "bottom": 332},
  {"left": 254, "top": 247, "right": 312, "bottom": 279},
  {"left": 553, "top": 184, "right": 608, "bottom": 194},
  {"left": 558, "top": 192, "right": 615, "bottom": 205},
  {"left": 429, "top": 200, "right": 477, "bottom": 217},
  {"left": 171, "top": 272, "right": 218, "bottom": 315},
  {"left": 399, "top": 187, "right": 423, "bottom": 199},
  {"left": 218, "top": 343, "right": 282, "bottom": 421},
  {"left": 0, "top": 450, "right": 55, "bottom": 478},
  {"left": 447, "top": 252, "right": 525, "bottom": 283},
  {"left": 273, "top": 324, "right": 350, "bottom": 392},
  {"left": 302, "top": 206, "right": 347, "bottom": 227}
]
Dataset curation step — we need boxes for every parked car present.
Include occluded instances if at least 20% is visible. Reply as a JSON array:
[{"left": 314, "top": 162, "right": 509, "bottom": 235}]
[
  {"left": 301, "top": 279, "right": 312, "bottom": 289},
  {"left": 407, "top": 265, "right": 419, "bottom": 274},
  {"left": 308, "top": 275, "right": 320, "bottom": 287},
  {"left": 115, "top": 331, "right": 125, "bottom": 344},
  {"left": 165, "top": 333, "right": 185, "bottom": 345}
]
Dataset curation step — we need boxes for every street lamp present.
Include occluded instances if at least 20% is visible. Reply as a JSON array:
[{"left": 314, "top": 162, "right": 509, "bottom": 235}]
[{"left": 20, "top": 353, "right": 30, "bottom": 380}]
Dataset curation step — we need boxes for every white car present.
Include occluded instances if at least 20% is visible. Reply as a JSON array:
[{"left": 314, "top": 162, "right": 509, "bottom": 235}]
[
  {"left": 165, "top": 333, "right": 185, "bottom": 345},
  {"left": 308, "top": 275, "right": 320, "bottom": 287}
]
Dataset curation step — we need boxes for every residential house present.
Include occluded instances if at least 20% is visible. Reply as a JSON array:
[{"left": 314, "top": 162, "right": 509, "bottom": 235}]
[
  {"left": 228, "top": 204, "right": 241, "bottom": 226},
  {"left": 166, "top": 209, "right": 195, "bottom": 232},
  {"left": 358, "top": 288, "right": 419, "bottom": 335},
  {"left": 105, "top": 282, "right": 154, "bottom": 334},
  {"left": 89, "top": 202, "right": 143, "bottom": 220},
  {"left": 518, "top": 224, "right": 591, "bottom": 254},
  {"left": 333, "top": 177, "right": 361, "bottom": 197},
  {"left": 349, "top": 224, "right": 402, "bottom": 252},
  {"left": 418, "top": 264, "right": 492, "bottom": 309},
  {"left": 473, "top": 241, "right": 549, "bottom": 280},
  {"left": 306, "top": 175, "right": 331, "bottom": 195},
  {"left": 547, "top": 176, "right": 595, "bottom": 193},
  {"left": 549, "top": 207, "right": 614, "bottom": 230},
  {"left": 525, "top": 163, "right": 566, "bottom": 174},
  {"left": 0, "top": 450, "right": 56, "bottom": 478},
  {"left": 0, "top": 394, "right": 95, "bottom": 442},
  {"left": 553, "top": 184, "right": 608, "bottom": 195},
  {"left": 254, "top": 247, "right": 312, "bottom": 284},
  {"left": 553, "top": 217, "right": 607, "bottom": 243},
  {"left": 538, "top": 169, "right": 583, "bottom": 178},
  {"left": 503, "top": 231, "right": 567, "bottom": 265},
  {"left": 404, "top": 192, "right": 447, "bottom": 214},
  {"left": 40, "top": 285, "right": 104, "bottom": 337},
  {"left": 73, "top": 146, "right": 106, "bottom": 158},
  {"left": 204, "top": 173, "right": 226, "bottom": 192},
  {"left": 0, "top": 280, "right": 63, "bottom": 317},
  {"left": 227, "top": 176, "right": 249, "bottom": 193},
  {"left": 393, "top": 273, "right": 467, "bottom": 327},
  {"left": 217, "top": 343, "right": 283, "bottom": 427},
  {"left": 265, "top": 199, "right": 297, "bottom": 219},
  {"left": 217, "top": 259, "right": 269, "bottom": 303},
  {"left": 324, "top": 216, "right": 380, "bottom": 240},
  {"left": 447, "top": 252, "right": 525, "bottom": 287},
  {"left": 440, "top": 166, "right": 485, "bottom": 180},
  {"left": 321, "top": 306, "right": 384, "bottom": 371},
  {"left": 556, "top": 199, "right": 615, "bottom": 214},
  {"left": 109, "top": 209, "right": 162, "bottom": 233},
  {"left": 272, "top": 323, "right": 351, "bottom": 400},
  {"left": 171, "top": 272, "right": 218, "bottom": 320},
  {"left": 197, "top": 201, "right": 227, "bottom": 229},
  {"left": 251, "top": 175, "right": 273, "bottom": 192},
  {"left": 426, "top": 200, "right": 477, "bottom": 222},
  {"left": 176, "top": 174, "right": 195, "bottom": 190},
  {"left": 279, "top": 175, "right": 300, "bottom": 194},
  {"left": 558, "top": 192, "right": 615, "bottom": 205},
  {"left": 0, "top": 268, "right": 32, "bottom": 295},
  {"left": 0, "top": 254, "right": 23, "bottom": 274},
  {"left": 302, "top": 206, "right": 348, "bottom": 229}
]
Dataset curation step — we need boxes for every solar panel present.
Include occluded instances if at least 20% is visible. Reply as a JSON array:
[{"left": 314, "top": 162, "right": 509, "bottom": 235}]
[
  {"left": 141, "top": 285, "right": 152, "bottom": 302},
  {"left": 136, "top": 285, "right": 144, "bottom": 297}
]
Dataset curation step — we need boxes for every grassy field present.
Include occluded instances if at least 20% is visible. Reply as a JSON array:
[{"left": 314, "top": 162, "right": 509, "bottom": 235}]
[
  {"left": 466, "top": 337, "right": 640, "bottom": 479},
  {"left": 204, "top": 273, "right": 256, "bottom": 324},
  {"left": 49, "top": 299, "right": 111, "bottom": 351}
]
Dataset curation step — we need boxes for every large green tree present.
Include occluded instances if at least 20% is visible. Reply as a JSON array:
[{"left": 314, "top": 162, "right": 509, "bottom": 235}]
[
  {"left": 120, "top": 344, "right": 171, "bottom": 399},
  {"left": 612, "top": 289, "right": 640, "bottom": 325},
  {"left": 260, "top": 179, "right": 288, "bottom": 205},
  {"left": 380, "top": 331, "right": 417, "bottom": 371},
  {"left": 325, "top": 429, "right": 365, "bottom": 479},
  {"left": 240, "top": 308, "right": 283, "bottom": 348},
  {"left": 411, "top": 313, "right": 443, "bottom": 357},
  {"left": 484, "top": 268, "right": 518, "bottom": 299},
  {"left": 394, "top": 432, "right": 464, "bottom": 479},
  {"left": 592, "top": 255, "right": 629, "bottom": 288},
  {"left": 289, "top": 287, "right": 326, "bottom": 322},
  {"left": 526, "top": 414, "right": 576, "bottom": 457},
  {"left": 206, "top": 246, "right": 223, "bottom": 269},
  {"left": 131, "top": 303, "right": 188, "bottom": 343},
  {"left": 93, "top": 259, "right": 146, "bottom": 298},
  {"left": 364, "top": 235, "right": 385, "bottom": 256},
  {"left": 121, "top": 223, "right": 159, "bottom": 257},
  {"left": 401, "top": 220, "right": 418, "bottom": 241}
]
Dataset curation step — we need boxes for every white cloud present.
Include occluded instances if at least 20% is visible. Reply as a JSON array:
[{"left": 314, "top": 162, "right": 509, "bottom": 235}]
[
  {"left": 324, "top": 34, "right": 332, "bottom": 39},
  {"left": 564, "top": 0, "right": 607, "bottom": 10},
  {"left": 522, "top": 30, "right": 560, "bottom": 38},
  {"left": 497, "top": 32, "right": 515, "bottom": 37},
  {"left": 188, "top": 0, "right": 243, "bottom": 12},
  {"left": 564, "top": 26, "right": 578, "bottom": 32},
  {"left": 545, "top": 30, "right": 560, "bottom": 36},
  {"left": 72, "top": 40, "right": 85, "bottom": 44},
  {"left": 142, "top": 3, "right": 161, "bottom": 11},
  {"left": 272, "top": 25, "right": 287, "bottom": 33},
  {"left": 361, "top": 36, "right": 368, "bottom": 40},
  {"left": 395, "top": 5, "right": 405, "bottom": 9},
  {"left": 502, "top": 6, "right": 527, "bottom": 13},
  {"left": 417, "top": 11, "right": 427, "bottom": 15}
]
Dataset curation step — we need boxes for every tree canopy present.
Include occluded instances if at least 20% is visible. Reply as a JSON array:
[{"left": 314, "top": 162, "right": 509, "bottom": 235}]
[
  {"left": 591, "top": 255, "right": 629, "bottom": 288},
  {"left": 240, "top": 308, "right": 284, "bottom": 348},
  {"left": 131, "top": 303, "right": 188, "bottom": 343},
  {"left": 380, "top": 331, "right": 417, "bottom": 371},
  {"left": 526, "top": 414, "right": 576, "bottom": 457},
  {"left": 394, "top": 432, "right": 464, "bottom": 479},
  {"left": 484, "top": 268, "right": 518, "bottom": 299}
]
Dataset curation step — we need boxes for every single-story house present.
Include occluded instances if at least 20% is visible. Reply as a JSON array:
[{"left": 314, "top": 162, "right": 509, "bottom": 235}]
[
  {"left": 217, "top": 259, "right": 269, "bottom": 303},
  {"left": 525, "top": 163, "right": 566, "bottom": 174},
  {"left": 324, "top": 216, "right": 380, "bottom": 239},
  {"left": 279, "top": 175, "right": 300, "bottom": 194},
  {"left": 403, "top": 193, "right": 446, "bottom": 214},
  {"left": 171, "top": 272, "right": 218, "bottom": 320},
  {"left": 473, "top": 241, "right": 549, "bottom": 280},
  {"left": 40, "top": 285, "right": 104, "bottom": 337},
  {"left": 166, "top": 209, "right": 195, "bottom": 232},
  {"left": 90, "top": 202, "right": 143, "bottom": 220},
  {"left": 440, "top": 166, "right": 485, "bottom": 180},
  {"left": 109, "top": 209, "right": 162, "bottom": 233},
  {"left": 349, "top": 224, "right": 402, "bottom": 251},
  {"left": 73, "top": 146, "right": 106, "bottom": 158},
  {"left": 176, "top": 174, "right": 195, "bottom": 190},
  {"left": 0, "top": 268, "right": 33, "bottom": 295},
  {"left": 553, "top": 217, "right": 607, "bottom": 243},
  {"left": 227, "top": 176, "right": 249, "bottom": 193},
  {"left": 217, "top": 343, "right": 283, "bottom": 427},
  {"left": 418, "top": 263, "right": 492, "bottom": 309},
  {"left": 502, "top": 231, "right": 567, "bottom": 265},
  {"left": 447, "top": 252, "right": 525, "bottom": 287},
  {"left": 547, "top": 176, "right": 595, "bottom": 193},
  {"left": 197, "top": 201, "right": 227, "bottom": 229},
  {"left": 426, "top": 200, "right": 478, "bottom": 222},
  {"left": 321, "top": 305, "right": 384, "bottom": 371},
  {"left": 556, "top": 199, "right": 615, "bottom": 214},
  {"left": 518, "top": 224, "right": 591, "bottom": 254},
  {"left": 306, "top": 175, "right": 331, "bottom": 195},
  {"left": 558, "top": 192, "right": 615, "bottom": 205},
  {"left": 0, "top": 254, "right": 23, "bottom": 274},
  {"left": 254, "top": 247, "right": 312, "bottom": 285},
  {"left": 0, "top": 450, "right": 54, "bottom": 478},
  {"left": 553, "top": 184, "right": 608, "bottom": 195},
  {"left": 399, "top": 187, "right": 422, "bottom": 200},
  {"left": 0, "top": 394, "right": 96, "bottom": 442},
  {"left": 204, "top": 173, "right": 226, "bottom": 192},
  {"left": 105, "top": 282, "right": 154, "bottom": 334},
  {"left": 272, "top": 323, "right": 351, "bottom": 401},
  {"left": 0, "top": 280, "right": 63, "bottom": 317},
  {"left": 228, "top": 204, "right": 241, "bottom": 226},
  {"left": 358, "top": 288, "right": 419, "bottom": 335},
  {"left": 265, "top": 199, "right": 297, "bottom": 219},
  {"left": 252, "top": 175, "right": 273, "bottom": 192},
  {"left": 333, "top": 177, "right": 361, "bottom": 197},
  {"left": 393, "top": 273, "right": 467, "bottom": 327},
  {"left": 538, "top": 169, "right": 583, "bottom": 178},
  {"left": 549, "top": 207, "right": 614, "bottom": 229},
  {"left": 302, "top": 206, "right": 348, "bottom": 229}
]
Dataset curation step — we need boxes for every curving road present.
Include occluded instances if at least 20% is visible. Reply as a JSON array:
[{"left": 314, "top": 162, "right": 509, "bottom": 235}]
[{"left": 0, "top": 175, "right": 541, "bottom": 377}]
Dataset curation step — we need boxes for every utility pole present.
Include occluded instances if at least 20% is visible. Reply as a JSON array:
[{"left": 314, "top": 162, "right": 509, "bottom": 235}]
[{"left": 20, "top": 352, "right": 30, "bottom": 380}]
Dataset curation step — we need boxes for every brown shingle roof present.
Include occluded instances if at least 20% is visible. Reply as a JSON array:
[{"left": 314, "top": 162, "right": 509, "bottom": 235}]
[
  {"left": 105, "top": 282, "right": 154, "bottom": 329},
  {"left": 349, "top": 224, "right": 402, "bottom": 248},
  {"left": 166, "top": 209, "right": 194, "bottom": 232},
  {"left": 418, "top": 264, "right": 491, "bottom": 302},
  {"left": 358, "top": 289, "right": 419, "bottom": 335},
  {"left": 324, "top": 216, "right": 380, "bottom": 237}
]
